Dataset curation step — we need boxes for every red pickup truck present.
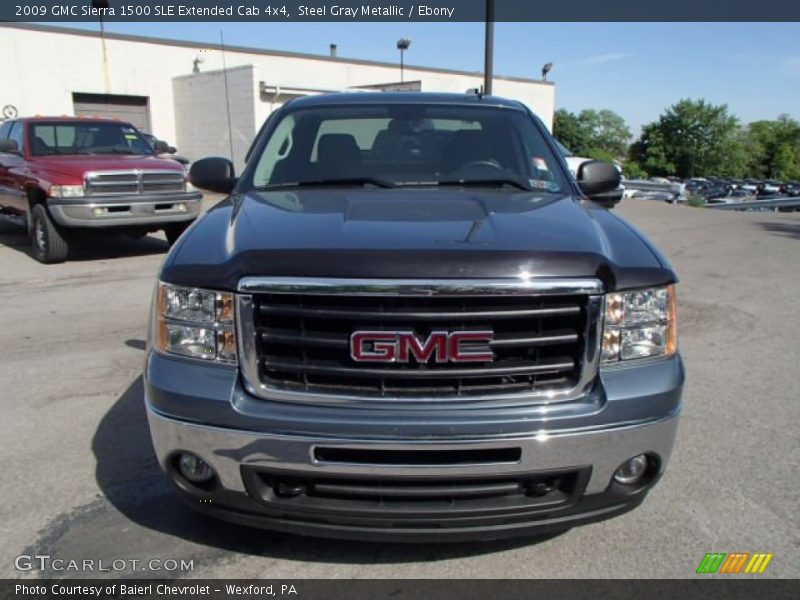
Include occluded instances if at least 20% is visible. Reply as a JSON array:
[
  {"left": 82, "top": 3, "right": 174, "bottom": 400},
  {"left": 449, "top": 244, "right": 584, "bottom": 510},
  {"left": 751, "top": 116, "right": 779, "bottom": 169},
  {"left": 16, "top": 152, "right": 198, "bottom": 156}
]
[{"left": 0, "top": 116, "right": 202, "bottom": 263}]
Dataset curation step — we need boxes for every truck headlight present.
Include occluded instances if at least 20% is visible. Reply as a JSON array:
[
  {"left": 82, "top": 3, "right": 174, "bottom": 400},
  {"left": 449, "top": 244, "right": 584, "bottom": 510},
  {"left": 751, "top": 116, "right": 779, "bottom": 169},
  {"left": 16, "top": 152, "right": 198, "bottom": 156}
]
[
  {"left": 601, "top": 285, "right": 677, "bottom": 363},
  {"left": 152, "top": 283, "right": 236, "bottom": 363},
  {"left": 49, "top": 185, "right": 85, "bottom": 198}
]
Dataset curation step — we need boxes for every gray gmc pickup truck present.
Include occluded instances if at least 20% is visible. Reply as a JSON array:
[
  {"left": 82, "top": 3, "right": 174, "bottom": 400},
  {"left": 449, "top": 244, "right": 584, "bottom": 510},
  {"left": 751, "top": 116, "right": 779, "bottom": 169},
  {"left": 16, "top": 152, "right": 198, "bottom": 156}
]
[{"left": 145, "top": 93, "right": 684, "bottom": 542}]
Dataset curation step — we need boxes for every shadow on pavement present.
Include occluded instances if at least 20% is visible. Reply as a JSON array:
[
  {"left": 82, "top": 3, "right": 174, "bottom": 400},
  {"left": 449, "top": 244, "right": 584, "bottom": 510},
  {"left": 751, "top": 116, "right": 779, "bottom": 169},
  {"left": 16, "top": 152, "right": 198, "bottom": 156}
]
[
  {"left": 0, "top": 221, "right": 168, "bottom": 262},
  {"left": 90, "top": 371, "right": 564, "bottom": 565},
  {"left": 758, "top": 220, "right": 800, "bottom": 240}
]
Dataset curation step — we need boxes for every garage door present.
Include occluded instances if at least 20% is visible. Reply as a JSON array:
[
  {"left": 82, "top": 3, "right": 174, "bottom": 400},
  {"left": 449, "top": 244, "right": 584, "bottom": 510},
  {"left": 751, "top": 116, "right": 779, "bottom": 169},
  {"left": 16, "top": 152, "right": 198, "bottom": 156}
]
[{"left": 72, "top": 93, "right": 151, "bottom": 133}]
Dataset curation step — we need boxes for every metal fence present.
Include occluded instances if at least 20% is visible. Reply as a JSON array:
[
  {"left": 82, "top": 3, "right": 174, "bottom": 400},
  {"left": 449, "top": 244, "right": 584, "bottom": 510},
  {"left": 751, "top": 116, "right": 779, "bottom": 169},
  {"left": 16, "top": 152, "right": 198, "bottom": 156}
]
[{"left": 623, "top": 179, "right": 684, "bottom": 196}]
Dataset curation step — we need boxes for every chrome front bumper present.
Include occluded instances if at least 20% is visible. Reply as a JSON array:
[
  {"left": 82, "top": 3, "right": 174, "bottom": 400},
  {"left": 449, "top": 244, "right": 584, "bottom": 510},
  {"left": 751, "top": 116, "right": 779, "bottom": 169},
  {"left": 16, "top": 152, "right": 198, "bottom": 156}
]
[
  {"left": 147, "top": 406, "right": 679, "bottom": 496},
  {"left": 48, "top": 192, "right": 202, "bottom": 227}
]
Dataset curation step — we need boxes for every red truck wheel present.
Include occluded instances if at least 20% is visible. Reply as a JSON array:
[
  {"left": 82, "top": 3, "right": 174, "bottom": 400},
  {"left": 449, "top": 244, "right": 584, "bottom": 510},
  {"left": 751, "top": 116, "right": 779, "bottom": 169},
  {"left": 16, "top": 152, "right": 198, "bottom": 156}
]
[{"left": 30, "top": 204, "right": 69, "bottom": 264}]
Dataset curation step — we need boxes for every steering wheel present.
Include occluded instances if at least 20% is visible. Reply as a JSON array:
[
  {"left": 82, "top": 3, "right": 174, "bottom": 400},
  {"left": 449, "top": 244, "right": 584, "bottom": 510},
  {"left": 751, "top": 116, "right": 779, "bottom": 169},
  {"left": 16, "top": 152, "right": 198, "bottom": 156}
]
[{"left": 459, "top": 160, "right": 503, "bottom": 172}]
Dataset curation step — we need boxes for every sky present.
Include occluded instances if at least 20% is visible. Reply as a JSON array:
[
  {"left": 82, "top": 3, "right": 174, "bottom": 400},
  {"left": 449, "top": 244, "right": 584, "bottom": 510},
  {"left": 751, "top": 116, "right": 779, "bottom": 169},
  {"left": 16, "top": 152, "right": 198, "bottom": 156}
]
[{"left": 48, "top": 21, "right": 800, "bottom": 134}]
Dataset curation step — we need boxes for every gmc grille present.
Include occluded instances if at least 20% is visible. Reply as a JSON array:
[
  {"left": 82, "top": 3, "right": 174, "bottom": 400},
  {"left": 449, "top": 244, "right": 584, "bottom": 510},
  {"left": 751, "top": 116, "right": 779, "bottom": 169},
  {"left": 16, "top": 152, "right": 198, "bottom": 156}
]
[
  {"left": 237, "top": 278, "right": 603, "bottom": 407},
  {"left": 84, "top": 170, "right": 185, "bottom": 196}
]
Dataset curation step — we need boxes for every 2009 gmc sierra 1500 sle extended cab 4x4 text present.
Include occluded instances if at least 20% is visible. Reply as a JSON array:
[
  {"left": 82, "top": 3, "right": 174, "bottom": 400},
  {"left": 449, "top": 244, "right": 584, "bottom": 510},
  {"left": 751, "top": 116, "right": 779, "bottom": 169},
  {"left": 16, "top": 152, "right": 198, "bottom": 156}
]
[
  {"left": 144, "top": 93, "right": 684, "bottom": 542},
  {"left": 0, "top": 116, "right": 202, "bottom": 263}
]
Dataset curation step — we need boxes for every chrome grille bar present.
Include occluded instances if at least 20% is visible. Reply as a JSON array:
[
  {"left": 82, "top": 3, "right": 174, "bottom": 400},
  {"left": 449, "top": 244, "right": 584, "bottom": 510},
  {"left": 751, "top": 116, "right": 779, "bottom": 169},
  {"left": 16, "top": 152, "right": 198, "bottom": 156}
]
[
  {"left": 236, "top": 277, "right": 604, "bottom": 409},
  {"left": 84, "top": 169, "right": 185, "bottom": 196}
]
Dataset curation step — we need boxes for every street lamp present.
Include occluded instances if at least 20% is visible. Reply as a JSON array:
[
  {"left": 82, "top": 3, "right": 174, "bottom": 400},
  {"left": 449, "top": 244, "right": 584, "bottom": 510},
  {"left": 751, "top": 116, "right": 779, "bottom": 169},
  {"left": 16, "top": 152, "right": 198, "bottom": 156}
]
[
  {"left": 396, "top": 37, "right": 411, "bottom": 83},
  {"left": 542, "top": 62, "right": 553, "bottom": 82}
]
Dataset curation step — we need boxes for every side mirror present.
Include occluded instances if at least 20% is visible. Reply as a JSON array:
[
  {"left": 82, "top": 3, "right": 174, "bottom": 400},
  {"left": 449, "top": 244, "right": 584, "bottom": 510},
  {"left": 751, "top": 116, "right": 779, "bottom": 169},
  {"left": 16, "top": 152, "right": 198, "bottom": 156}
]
[
  {"left": 577, "top": 160, "right": 622, "bottom": 208},
  {"left": 0, "top": 139, "right": 20, "bottom": 154},
  {"left": 152, "top": 140, "right": 170, "bottom": 154},
  {"left": 189, "top": 157, "right": 237, "bottom": 194}
]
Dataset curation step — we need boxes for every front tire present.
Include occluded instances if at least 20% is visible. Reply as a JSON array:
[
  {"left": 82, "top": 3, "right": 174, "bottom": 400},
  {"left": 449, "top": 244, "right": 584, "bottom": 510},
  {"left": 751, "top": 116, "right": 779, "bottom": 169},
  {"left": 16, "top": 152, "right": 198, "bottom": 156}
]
[{"left": 30, "top": 204, "right": 69, "bottom": 263}]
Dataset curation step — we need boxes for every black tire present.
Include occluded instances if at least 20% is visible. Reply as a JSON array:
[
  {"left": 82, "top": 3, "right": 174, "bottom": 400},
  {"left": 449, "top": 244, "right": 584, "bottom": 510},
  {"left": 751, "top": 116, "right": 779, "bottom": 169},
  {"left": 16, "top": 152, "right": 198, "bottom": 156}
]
[
  {"left": 30, "top": 204, "right": 69, "bottom": 263},
  {"left": 164, "top": 222, "right": 190, "bottom": 247}
]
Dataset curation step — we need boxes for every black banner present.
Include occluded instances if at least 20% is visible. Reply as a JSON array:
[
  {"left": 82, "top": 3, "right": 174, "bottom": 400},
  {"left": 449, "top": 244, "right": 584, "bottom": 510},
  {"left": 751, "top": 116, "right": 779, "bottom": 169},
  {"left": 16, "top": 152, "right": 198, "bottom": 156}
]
[
  {"left": 2, "top": 0, "right": 800, "bottom": 22},
  {"left": 2, "top": 579, "right": 799, "bottom": 600}
]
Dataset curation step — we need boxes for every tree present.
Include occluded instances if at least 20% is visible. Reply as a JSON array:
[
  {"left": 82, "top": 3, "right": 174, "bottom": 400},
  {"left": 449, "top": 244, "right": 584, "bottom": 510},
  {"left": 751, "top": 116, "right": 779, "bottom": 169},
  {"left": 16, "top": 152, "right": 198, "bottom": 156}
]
[
  {"left": 629, "top": 123, "right": 675, "bottom": 176},
  {"left": 553, "top": 109, "right": 591, "bottom": 156},
  {"left": 578, "top": 109, "right": 632, "bottom": 159},
  {"left": 743, "top": 115, "right": 800, "bottom": 179},
  {"left": 621, "top": 160, "right": 647, "bottom": 179},
  {"left": 628, "top": 99, "right": 740, "bottom": 178},
  {"left": 553, "top": 108, "right": 631, "bottom": 160}
]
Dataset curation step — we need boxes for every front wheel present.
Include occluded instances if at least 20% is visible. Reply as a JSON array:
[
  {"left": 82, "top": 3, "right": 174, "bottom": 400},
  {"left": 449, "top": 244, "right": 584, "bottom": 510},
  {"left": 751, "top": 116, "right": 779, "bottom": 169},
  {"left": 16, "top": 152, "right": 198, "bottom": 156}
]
[
  {"left": 164, "top": 222, "right": 191, "bottom": 247},
  {"left": 30, "top": 204, "right": 69, "bottom": 263}
]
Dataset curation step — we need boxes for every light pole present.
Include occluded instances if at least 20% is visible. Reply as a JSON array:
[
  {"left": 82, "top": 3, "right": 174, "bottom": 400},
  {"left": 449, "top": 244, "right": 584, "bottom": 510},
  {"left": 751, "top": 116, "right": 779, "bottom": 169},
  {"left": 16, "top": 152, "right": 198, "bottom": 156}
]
[
  {"left": 484, "top": 0, "right": 494, "bottom": 95},
  {"left": 397, "top": 37, "right": 411, "bottom": 83},
  {"left": 91, "top": 0, "right": 111, "bottom": 93}
]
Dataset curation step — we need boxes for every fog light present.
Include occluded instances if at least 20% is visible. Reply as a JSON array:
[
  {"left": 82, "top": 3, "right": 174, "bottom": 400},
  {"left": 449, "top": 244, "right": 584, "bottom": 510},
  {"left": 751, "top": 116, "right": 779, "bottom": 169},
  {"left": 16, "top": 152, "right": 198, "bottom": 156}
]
[
  {"left": 613, "top": 454, "right": 648, "bottom": 485},
  {"left": 92, "top": 206, "right": 107, "bottom": 217},
  {"left": 177, "top": 453, "right": 214, "bottom": 483},
  {"left": 176, "top": 202, "right": 187, "bottom": 212}
]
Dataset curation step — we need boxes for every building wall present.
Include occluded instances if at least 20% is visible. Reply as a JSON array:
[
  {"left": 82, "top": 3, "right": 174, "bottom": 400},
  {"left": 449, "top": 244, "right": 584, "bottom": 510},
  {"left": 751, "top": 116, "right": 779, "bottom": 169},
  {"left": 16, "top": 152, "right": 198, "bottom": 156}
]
[
  {"left": 173, "top": 66, "right": 258, "bottom": 173},
  {"left": 0, "top": 24, "right": 556, "bottom": 155}
]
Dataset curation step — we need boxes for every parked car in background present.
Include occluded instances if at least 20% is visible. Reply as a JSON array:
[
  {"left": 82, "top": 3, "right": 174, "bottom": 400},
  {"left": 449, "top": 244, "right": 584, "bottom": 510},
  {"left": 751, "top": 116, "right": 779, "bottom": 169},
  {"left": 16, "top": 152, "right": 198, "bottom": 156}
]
[
  {"left": 0, "top": 116, "right": 202, "bottom": 263},
  {"left": 784, "top": 182, "right": 800, "bottom": 197},
  {"left": 758, "top": 180, "right": 783, "bottom": 196},
  {"left": 740, "top": 180, "right": 759, "bottom": 193},
  {"left": 141, "top": 132, "right": 191, "bottom": 170},
  {"left": 702, "top": 184, "right": 733, "bottom": 200}
]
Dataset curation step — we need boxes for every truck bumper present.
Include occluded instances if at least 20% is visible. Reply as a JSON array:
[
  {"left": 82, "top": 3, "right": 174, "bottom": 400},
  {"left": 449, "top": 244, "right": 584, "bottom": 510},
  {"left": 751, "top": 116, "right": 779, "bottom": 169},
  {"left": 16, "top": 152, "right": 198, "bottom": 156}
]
[
  {"left": 48, "top": 191, "right": 202, "bottom": 228},
  {"left": 145, "top": 353, "right": 683, "bottom": 542}
]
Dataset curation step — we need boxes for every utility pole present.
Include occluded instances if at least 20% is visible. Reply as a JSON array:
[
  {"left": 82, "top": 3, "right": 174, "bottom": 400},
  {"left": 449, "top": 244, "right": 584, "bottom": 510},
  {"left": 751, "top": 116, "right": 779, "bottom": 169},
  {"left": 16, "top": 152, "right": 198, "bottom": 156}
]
[
  {"left": 484, "top": 0, "right": 494, "bottom": 95},
  {"left": 92, "top": 0, "right": 111, "bottom": 93}
]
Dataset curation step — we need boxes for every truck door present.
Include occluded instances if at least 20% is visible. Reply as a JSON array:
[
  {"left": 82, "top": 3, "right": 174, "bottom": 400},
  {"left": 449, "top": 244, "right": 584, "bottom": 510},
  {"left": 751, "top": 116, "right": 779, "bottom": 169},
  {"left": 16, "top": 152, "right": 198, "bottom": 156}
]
[
  {"left": 0, "top": 120, "right": 14, "bottom": 210},
  {"left": 0, "top": 121, "right": 28, "bottom": 212}
]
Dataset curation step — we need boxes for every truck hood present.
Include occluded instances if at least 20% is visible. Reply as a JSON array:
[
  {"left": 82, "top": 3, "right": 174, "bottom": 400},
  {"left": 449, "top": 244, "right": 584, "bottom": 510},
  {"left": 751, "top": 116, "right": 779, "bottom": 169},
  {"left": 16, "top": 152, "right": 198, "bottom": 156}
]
[
  {"left": 31, "top": 155, "right": 184, "bottom": 181},
  {"left": 163, "top": 188, "right": 675, "bottom": 291}
]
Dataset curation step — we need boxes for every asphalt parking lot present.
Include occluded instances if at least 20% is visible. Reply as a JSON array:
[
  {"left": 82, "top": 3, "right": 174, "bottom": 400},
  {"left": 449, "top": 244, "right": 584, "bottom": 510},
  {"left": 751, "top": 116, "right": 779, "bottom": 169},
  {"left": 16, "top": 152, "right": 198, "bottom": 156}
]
[{"left": 1, "top": 198, "right": 798, "bottom": 579}]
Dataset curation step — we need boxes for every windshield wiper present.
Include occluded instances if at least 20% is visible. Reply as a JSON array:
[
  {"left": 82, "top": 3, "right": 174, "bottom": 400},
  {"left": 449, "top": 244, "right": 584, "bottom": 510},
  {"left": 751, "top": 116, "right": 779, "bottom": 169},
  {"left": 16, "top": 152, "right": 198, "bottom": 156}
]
[
  {"left": 256, "top": 177, "right": 396, "bottom": 190},
  {"left": 109, "top": 147, "right": 142, "bottom": 155},
  {"left": 93, "top": 147, "right": 141, "bottom": 155},
  {"left": 436, "top": 178, "right": 535, "bottom": 191}
]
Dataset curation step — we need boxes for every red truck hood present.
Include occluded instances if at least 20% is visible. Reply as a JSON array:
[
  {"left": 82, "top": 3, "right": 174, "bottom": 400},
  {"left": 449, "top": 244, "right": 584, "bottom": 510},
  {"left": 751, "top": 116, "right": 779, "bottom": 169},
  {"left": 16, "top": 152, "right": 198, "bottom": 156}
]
[{"left": 32, "top": 155, "right": 184, "bottom": 182}]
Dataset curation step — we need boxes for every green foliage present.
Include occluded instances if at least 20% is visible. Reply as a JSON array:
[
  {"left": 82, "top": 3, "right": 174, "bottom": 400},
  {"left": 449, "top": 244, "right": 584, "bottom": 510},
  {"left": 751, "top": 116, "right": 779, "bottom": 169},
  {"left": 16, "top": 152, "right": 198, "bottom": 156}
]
[
  {"left": 686, "top": 193, "right": 707, "bottom": 207},
  {"left": 743, "top": 115, "right": 800, "bottom": 180},
  {"left": 579, "top": 109, "right": 632, "bottom": 158},
  {"left": 626, "top": 102, "right": 800, "bottom": 180},
  {"left": 553, "top": 108, "right": 631, "bottom": 160},
  {"left": 628, "top": 99, "right": 739, "bottom": 178},
  {"left": 556, "top": 98, "right": 800, "bottom": 180},
  {"left": 553, "top": 109, "right": 590, "bottom": 156},
  {"left": 622, "top": 161, "right": 647, "bottom": 179}
]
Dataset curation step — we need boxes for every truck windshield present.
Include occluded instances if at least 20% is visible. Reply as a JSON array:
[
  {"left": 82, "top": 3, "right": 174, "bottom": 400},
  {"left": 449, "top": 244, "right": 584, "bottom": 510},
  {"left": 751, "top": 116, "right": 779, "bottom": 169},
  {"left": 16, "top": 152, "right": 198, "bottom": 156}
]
[
  {"left": 249, "top": 104, "right": 567, "bottom": 193},
  {"left": 29, "top": 122, "right": 154, "bottom": 156}
]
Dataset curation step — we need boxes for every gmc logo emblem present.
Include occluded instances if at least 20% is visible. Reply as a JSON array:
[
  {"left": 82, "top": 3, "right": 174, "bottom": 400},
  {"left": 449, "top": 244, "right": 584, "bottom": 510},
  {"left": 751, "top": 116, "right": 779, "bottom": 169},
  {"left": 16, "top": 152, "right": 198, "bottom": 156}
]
[{"left": 350, "top": 330, "right": 494, "bottom": 364}]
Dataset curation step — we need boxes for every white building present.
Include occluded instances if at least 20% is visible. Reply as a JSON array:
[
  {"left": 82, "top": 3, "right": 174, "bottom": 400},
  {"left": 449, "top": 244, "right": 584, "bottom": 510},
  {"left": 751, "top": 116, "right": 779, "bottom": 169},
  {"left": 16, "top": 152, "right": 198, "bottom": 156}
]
[{"left": 0, "top": 23, "right": 555, "bottom": 170}]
